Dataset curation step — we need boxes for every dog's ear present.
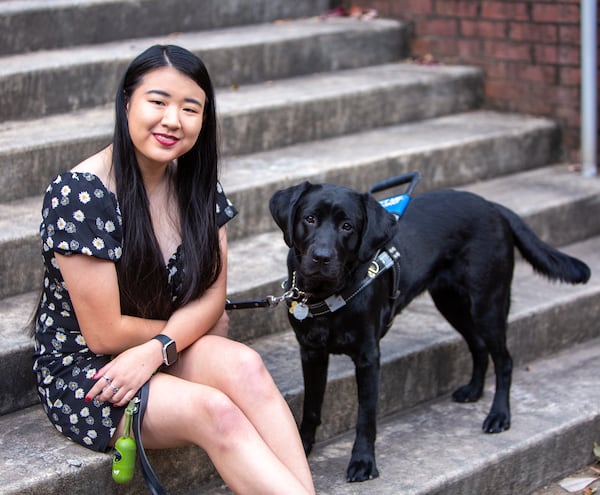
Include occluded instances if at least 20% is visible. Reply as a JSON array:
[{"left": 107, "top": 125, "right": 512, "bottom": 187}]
[
  {"left": 358, "top": 193, "right": 398, "bottom": 262},
  {"left": 269, "top": 182, "right": 312, "bottom": 247}
]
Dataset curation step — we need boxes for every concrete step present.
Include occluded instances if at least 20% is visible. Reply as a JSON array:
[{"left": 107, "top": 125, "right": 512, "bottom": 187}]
[
  {"left": 0, "top": 0, "right": 330, "bottom": 55},
  {"left": 0, "top": 62, "right": 481, "bottom": 201},
  {"left": 225, "top": 162, "right": 600, "bottom": 341},
  {"left": 2, "top": 234, "right": 599, "bottom": 495},
  {"left": 301, "top": 336, "right": 600, "bottom": 495},
  {"left": 0, "top": 110, "right": 559, "bottom": 298},
  {"left": 221, "top": 110, "right": 559, "bottom": 241},
  {"left": 3, "top": 163, "right": 599, "bottom": 414},
  {"left": 0, "top": 17, "right": 407, "bottom": 121}
]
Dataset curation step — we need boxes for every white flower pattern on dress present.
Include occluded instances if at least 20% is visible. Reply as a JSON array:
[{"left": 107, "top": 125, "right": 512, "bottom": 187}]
[{"left": 33, "top": 172, "right": 237, "bottom": 452}]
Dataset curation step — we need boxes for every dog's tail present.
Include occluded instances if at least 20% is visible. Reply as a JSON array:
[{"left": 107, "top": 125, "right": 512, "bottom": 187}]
[{"left": 494, "top": 203, "right": 591, "bottom": 284}]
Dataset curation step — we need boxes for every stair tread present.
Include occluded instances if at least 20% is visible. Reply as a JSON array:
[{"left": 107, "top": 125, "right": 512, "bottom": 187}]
[
  {"left": 252, "top": 235, "right": 600, "bottom": 395},
  {"left": 0, "top": 17, "right": 403, "bottom": 75},
  {"left": 226, "top": 162, "right": 600, "bottom": 294},
  {"left": 2, "top": 161, "right": 597, "bottom": 336},
  {"left": 0, "top": 0, "right": 330, "bottom": 55},
  {"left": 2, "top": 272, "right": 598, "bottom": 494},
  {"left": 0, "top": 110, "right": 557, "bottom": 244},
  {"left": 0, "top": 61, "right": 479, "bottom": 154},
  {"left": 304, "top": 336, "right": 600, "bottom": 494}
]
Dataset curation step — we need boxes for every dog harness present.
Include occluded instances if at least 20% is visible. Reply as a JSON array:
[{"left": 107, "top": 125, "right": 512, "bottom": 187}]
[
  {"left": 286, "top": 245, "right": 402, "bottom": 321},
  {"left": 284, "top": 172, "right": 421, "bottom": 321},
  {"left": 225, "top": 172, "right": 420, "bottom": 321}
]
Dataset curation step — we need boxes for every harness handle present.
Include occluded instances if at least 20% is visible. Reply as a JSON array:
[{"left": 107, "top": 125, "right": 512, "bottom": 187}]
[{"left": 368, "top": 172, "right": 421, "bottom": 196}]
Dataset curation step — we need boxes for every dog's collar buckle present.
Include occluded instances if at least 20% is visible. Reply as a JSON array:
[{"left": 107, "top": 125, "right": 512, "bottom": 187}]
[{"left": 324, "top": 294, "right": 346, "bottom": 312}]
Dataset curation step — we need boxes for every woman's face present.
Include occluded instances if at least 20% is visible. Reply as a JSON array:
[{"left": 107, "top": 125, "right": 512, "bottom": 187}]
[{"left": 126, "top": 66, "right": 206, "bottom": 169}]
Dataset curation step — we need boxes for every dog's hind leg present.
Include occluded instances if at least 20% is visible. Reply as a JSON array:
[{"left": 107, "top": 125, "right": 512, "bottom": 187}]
[
  {"left": 429, "top": 286, "right": 489, "bottom": 403},
  {"left": 469, "top": 282, "right": 513, "bottom": 433},
  {"left": 432, "top": 284, "right": 513, "bottom": 432},
  {"left": 299, "top": 348, "right": 329, "bottom": 456}
]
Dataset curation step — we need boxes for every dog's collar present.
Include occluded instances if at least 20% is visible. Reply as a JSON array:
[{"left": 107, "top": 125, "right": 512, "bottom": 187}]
[{"left": 285, "top": 245, "right": 401, "bottom": 320}]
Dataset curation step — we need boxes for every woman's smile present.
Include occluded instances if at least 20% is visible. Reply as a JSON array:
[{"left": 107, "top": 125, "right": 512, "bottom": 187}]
[{"left": 153, "top": 133, "right": 180, "bottom": 147}]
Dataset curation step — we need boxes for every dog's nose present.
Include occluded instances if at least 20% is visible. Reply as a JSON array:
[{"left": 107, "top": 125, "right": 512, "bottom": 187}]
[{"left": 311, "top": 247, "right": 332, "bottom": 265}]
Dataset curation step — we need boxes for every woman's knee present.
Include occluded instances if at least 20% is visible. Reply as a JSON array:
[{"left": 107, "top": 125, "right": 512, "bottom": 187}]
[
  {"left": 199, "top": 389, "right": 251, "bottom": 446},
  {"left": 230, "top": 346, "right": 278, "bottom": 398}
]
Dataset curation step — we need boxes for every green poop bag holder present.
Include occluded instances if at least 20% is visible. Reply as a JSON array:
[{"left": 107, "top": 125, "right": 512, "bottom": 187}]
[{"left": 112, "top": 381, "right": 166, "bottom": 495}]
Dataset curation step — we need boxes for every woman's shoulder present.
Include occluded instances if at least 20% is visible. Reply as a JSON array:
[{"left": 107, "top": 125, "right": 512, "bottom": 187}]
[{"left": 69, "top": 146, "right": 115, "bottom": 193}]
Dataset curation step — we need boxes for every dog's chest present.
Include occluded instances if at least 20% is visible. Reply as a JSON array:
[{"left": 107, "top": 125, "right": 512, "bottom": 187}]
[{"left": 293, "top": 318, "right": 359, "bottom": 354}]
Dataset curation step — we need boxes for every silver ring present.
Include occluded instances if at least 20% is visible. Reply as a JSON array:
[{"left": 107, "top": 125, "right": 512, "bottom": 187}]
[
  {"left": 111, "top": 386, "right": 119, "bottom": 394},
  {"left": 103, "top": 375, "right": 112, "bottom": 383}
]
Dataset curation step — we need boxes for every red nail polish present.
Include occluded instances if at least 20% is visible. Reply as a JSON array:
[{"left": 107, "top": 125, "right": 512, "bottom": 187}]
[
  {"left": 92, "top": 372, "right": 99, "bottom": 379},
  {"left": 85, "top": 396, "right": 91, "bottom": 402}
]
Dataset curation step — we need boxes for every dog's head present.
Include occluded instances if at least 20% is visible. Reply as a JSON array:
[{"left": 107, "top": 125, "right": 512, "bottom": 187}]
[{"left": 269, "top": 182, "right": 398, "bottom": 296}]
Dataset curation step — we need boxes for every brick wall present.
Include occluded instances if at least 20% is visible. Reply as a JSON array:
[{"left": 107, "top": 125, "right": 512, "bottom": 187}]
[{"left": 339, "top": 0, "right": 599, "bottom": 163}]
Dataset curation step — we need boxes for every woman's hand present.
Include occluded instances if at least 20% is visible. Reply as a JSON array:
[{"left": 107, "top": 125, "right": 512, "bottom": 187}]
[{"left": 86, "top": 339, "right": 164, "bottom": 406}]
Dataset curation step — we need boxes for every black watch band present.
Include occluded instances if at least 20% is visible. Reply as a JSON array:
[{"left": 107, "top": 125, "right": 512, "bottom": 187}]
[{"left": 153, "top": 334, "right": 178, "bottom": 366}]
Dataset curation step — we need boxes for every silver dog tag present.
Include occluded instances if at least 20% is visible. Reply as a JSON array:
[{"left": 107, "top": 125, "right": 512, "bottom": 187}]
[{"left": 292, "top": 302, "right": 310, "bottom": 320}]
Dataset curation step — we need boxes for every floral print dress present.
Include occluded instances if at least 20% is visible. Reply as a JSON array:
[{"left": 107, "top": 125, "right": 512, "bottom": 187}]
[{"left": 32, "top": 171, "right": 237, "bottom": 452}]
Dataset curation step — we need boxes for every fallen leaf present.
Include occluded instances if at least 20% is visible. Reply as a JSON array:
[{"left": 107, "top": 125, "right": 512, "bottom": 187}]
[{"left": 559, "top": 477, "right": 598, "bottom": 492}]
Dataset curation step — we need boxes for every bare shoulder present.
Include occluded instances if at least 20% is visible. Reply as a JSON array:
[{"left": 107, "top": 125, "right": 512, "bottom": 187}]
[{"left": 71, "top": 145, "right": 115, "bottom": 193}]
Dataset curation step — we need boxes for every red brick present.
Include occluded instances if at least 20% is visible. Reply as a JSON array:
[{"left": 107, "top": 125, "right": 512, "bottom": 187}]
[
  {"left": 436, "top": 0, "right": 479, "bottom": 17},
  {"left": 389, "top": 0, "right": 433, "bottom": 15},
  {"left": 415, "top": 18, "right": 459, "bottom": 36},
  {"left": 559, "top": 24, "right": 581, "bottom": 44},
  {"left": 456, "top": 38, "right": 483, "bottom": 59},
  {"left": 484, "top": 40, "right": 533, "bottom": 62},
  {"left": 560, "top": 66, "right": 581, "bottom": 86},
  {"left": 555, "top": 85, "right": 580, "bottom": 105},
  {"left": 480, "top": 60, "right": 508, "bottom": 79},
  {"left": 485, "top": 79, "right": 527, "bottom": 100},
  {"left": 461, "top": 19, "right": 507, "bottom": 38},
  {"left": 509, "top": 22, "right": 558, "bottom": 43},
  {"left": 556, "top": 105, "right": 583, "bottom": 128},
  {"left": 534, "top": 44, "right": 558, "bottom": 64},
  {"left": 431, "top": 37, "right": 459, "bottom": 57},
  {"left": 554, "top": 44, "right": 580, "bottom": 65},
  {"left": 411, "top": 37, "right": 438, "bottom": 57},
  {"left": 532, "top": 3, "right": 580, "bottom": 23},
  {"left": 518, "top": 96, "right": 560, "bottom": 116},
  {"left": 508, "top": 63, "right": 558, "bottom": 84},
  {"left": 481, "top": 2, "right": 530, "bottom": 21}
]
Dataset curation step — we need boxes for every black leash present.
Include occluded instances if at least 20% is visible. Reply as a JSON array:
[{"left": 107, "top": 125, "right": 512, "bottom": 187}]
[
  {"left": 133, "top": 381, "right": 167, "bottom": 495},
  {"left": 225, "top": 296, "right": 279, "bottom": 310}
]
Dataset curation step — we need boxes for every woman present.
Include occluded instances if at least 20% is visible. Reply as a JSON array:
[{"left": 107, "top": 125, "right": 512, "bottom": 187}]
[{"left": 32, "top": 44, "right": 315, "bottom": 495}]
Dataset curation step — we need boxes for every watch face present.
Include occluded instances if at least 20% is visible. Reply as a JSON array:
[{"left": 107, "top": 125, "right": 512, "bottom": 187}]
[{"left": 165, "top": 341, "right": 178, "bottom": 365}]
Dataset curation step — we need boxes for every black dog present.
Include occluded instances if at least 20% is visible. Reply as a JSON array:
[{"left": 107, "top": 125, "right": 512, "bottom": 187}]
[{"left": 269, "top": 180, "right": 590, "bottom": 482}]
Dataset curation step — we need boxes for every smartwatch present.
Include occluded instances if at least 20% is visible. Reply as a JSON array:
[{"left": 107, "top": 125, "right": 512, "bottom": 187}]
[{"left": 153, "top": 334, "right": 178, "bottom": 366}]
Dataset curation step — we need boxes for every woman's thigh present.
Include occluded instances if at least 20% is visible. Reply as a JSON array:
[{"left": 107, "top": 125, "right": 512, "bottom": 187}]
[{"left": 166, "top": 334, "right": 272, "bottom": 395}]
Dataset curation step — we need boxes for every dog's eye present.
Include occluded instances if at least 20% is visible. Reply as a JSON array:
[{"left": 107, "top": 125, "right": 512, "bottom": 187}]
[
  {"left": 305, "top": 215, "right": 316, "bottom": 224},
  {"left": 341, "top": 222, "right": 353, "bottom": 231}
]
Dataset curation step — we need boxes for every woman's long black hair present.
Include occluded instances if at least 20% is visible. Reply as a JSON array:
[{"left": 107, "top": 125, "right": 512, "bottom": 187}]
[{"left": 113, "top": 45, "right": 221, "bottom": 319}]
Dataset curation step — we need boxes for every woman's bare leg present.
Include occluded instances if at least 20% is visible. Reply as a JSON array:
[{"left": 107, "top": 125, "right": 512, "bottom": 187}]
[
  {"left": 167, "top": 335, "right": 314, "bottom": 493},
  {"left": 140, "top": 374, "right": 312, "bottom": 494},
  {"left": 109, "top": 335, "right": 314, "bottom": 494}
]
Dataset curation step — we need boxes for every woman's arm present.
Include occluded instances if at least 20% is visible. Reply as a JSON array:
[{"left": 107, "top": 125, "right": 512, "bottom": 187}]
[{"left": 56, "top": 226, "right": 229, "bottom": 356}]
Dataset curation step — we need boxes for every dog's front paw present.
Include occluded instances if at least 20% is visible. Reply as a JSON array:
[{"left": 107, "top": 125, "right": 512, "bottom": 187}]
[
  {"left": 482, "top": 411, "right": 510, "bottom": 433},
  {"left": 301, "top": 436, "right": 314, "bottom": 456},
  {"left": 346, "top": 456, "right": 379, "bottom": 482},
  {"left": 452, "top": 383, "right": 483, "bottom": 403}
]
